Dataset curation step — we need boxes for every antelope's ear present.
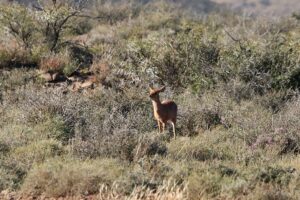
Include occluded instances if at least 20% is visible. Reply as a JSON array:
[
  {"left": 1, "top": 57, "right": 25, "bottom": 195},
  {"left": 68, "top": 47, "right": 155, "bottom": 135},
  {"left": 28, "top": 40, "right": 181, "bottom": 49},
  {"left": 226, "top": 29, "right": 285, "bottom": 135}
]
[
  {"left": 149, "top": 87, "right": 154, "bottom": 93},
  {"left": 159, "top": 86, "right": 166, "bottom": 92}
]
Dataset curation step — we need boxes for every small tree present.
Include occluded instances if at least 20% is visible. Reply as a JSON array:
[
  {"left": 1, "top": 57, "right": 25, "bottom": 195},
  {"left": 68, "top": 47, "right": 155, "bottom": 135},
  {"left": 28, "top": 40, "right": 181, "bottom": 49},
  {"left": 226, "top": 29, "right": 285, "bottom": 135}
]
[
  {"left": 0, "top": 0, "right": 85, "bottom": 52},
  {"left": 0, "top": 4, "right": 38, "bottom": 50},
  {"left": 35, "top": 0, "right": 83, "bottom": 52}
]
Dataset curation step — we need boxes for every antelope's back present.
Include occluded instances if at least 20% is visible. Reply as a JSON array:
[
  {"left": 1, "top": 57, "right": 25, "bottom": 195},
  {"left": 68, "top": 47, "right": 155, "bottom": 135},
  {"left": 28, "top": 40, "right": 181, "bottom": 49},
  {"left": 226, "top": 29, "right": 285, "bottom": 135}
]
[{"left": 162, "top": 100, "right": 177, "bottom": 114}]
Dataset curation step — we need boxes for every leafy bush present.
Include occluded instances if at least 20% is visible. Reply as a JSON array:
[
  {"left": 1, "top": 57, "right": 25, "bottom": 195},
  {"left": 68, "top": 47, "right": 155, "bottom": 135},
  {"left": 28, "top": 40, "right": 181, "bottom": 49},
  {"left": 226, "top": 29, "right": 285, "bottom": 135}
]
[
  {"left": 0, "top": 1, "right": 85, "bottom": 69},
  {"left": 0, "top": 68, "right": 37, "bottom": 91},
  {"left": 0, "top": 161, "right": 26, "bottom": 191},
  {"left": 10, "top": 139, "right": 65, "bottom": 170},
  {"left": 219, "top": 20, "right": 300, "bottom": 96},
  {"left": 256, "top": 166, "right": 293, "bottom": 186},
  {"left": 92, "top": 0, "right": 141, "bottom": 25},
  {"left": 0, "top": 44, "right": 38, "bottom": 68},
  {"left": 120, "top": 24, "right": 220, "bottom": 92},
  {"left": 0, "top": 4, "right": 37, "bottom": 49}
]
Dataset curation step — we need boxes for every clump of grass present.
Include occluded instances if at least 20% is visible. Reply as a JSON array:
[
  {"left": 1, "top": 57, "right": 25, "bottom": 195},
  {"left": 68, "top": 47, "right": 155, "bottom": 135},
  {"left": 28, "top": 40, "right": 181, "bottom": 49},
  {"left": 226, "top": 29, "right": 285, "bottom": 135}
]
[
  {"left": 21, "top": 158, "right": 127, "bottom": 197},
  {"left": 168, "top": 135, "right": 231, "bottom": 161},
  {"left": 39, "top": 54, "right": 68, "bottom": 74},
  {"left": 98, "top": 180, "right": 187, "bottom": 200},
  {"left": 247, "top": 184, "right": 294, "bottom": 200},
  {"left": 133, "top": 134, "right": 168, "bottom": 161},
  {"left": 186, "top": 162, "right": 242, "bottom": 200}
]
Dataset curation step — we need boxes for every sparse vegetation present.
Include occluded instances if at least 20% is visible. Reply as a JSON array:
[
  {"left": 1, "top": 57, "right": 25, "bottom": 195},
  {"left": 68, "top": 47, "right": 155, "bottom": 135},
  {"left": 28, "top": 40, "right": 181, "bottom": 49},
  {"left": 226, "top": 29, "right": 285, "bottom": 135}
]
[{"left": 1, "top": 0, "right": 300, "bottom": 199}]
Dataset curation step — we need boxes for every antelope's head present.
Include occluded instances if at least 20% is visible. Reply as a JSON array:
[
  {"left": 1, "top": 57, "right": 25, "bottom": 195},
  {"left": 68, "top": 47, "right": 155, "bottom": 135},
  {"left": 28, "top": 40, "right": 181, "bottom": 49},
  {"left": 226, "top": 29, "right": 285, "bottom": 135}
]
[{"left": 149, "top": 86, "right": 165, "bottom": 101}]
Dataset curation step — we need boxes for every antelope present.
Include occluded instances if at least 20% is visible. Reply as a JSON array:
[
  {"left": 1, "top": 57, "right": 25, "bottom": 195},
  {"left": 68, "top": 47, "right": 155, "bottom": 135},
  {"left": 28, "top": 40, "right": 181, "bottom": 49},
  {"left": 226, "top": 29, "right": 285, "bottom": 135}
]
[{"left": 149, "top": 86, "right": 178, "bottom": 139}]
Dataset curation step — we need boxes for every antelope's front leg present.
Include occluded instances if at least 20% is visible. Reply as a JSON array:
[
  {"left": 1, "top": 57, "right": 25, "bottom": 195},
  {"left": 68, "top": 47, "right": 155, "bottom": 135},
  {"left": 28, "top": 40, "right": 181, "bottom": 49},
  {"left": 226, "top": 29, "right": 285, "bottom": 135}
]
[
  {"left": 157, "top": 120, "right": 162, "bottom": 133},
  {"left": 162, "top": 123, "right": 165, "bottom": 133}
]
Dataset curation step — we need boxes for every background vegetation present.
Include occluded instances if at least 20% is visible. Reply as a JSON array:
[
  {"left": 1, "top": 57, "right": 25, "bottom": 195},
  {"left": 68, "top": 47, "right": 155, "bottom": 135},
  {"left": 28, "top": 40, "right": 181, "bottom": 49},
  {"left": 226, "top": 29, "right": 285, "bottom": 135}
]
[{"left": 0, "top": 0, "right": 300, "bottom": 199}]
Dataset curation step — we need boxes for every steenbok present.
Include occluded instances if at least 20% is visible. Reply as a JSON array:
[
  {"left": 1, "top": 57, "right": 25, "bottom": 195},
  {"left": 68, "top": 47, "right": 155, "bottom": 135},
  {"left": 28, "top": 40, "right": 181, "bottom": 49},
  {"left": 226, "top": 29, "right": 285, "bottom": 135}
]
[{"left": 149, "top": 86, "right": 177, "bottom": 139}]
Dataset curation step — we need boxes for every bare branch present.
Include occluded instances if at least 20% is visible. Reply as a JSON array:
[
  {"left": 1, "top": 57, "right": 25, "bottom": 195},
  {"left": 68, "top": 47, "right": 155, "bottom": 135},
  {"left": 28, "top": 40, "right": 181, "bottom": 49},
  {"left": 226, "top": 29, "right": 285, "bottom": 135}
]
[{"left": 224, "top": 28, "right": 246, "bottom": 51}]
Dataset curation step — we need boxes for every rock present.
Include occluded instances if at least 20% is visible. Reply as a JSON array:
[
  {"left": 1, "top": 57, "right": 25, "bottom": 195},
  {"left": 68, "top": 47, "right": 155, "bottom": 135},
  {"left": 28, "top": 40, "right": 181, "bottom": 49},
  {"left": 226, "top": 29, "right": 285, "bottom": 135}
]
[
  {"left": 80, "top": 80, "right": 94, "bottom": 89},
  {"left": 39, "top": 72, "right": 52, "bottom": 82},
  {"left": 0, "top": 189, "right": 16, "bottom": 200},
  {"left": 69, "top": 81, "right": 82, "bottom": 92},
  {"left": 69, "top": 75, "right": 97, "bottom": 92},
  {"left": 39, "top": 71, "right": 66, "bottom": 83}
]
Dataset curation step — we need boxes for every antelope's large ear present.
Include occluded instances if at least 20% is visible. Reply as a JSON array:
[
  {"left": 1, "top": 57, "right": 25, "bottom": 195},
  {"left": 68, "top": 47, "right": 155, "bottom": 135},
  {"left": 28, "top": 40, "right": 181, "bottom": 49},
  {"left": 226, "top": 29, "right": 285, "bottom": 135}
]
[
  {"left": 149, "top": 86, "right": 154, "bottom": 93},
  {"left": 159, "top": 86, "right": 166, "bottom": 92}
]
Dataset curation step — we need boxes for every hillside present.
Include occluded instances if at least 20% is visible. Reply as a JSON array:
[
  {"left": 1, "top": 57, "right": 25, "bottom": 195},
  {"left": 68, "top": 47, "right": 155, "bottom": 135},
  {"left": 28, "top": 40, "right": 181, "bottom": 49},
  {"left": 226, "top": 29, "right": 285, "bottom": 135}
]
[
  {"left": 10, "top": 0, "right": 300, "bottom": 16},
  {"left": 213, "top": 0, "right": 300, "bottom": 16},
  {"left": 0, "top": 0, "right": 300, "bottom": 199}
]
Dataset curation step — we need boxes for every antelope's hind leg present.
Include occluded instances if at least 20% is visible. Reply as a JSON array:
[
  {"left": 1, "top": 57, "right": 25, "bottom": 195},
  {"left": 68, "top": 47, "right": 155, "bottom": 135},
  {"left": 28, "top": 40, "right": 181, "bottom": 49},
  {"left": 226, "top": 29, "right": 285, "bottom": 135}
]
[
  {"left": 162, "top": 122, "right": 166, "bottom": 133},
  {"left": 171, "top": 122, "right": 176, "bottom": 139}
]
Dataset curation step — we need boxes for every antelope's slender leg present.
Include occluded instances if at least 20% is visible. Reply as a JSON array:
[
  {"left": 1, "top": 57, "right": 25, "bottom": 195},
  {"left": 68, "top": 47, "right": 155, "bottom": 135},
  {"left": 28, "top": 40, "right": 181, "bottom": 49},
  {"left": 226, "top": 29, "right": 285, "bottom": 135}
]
[
  {"left": 162, "top": 123, "right": 165, "bottom": 133},
  {"left": 157, "top": 120, "right": 162, "bottom": 133},
  {"left": 171, "top": 122, "right": 176, "bottom": 139}
]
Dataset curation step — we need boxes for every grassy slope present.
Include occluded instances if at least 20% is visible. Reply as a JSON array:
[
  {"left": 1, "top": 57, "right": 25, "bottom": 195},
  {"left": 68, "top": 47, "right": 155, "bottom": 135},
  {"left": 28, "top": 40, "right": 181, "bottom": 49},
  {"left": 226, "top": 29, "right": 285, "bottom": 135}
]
[{"left": 0, "top": 1, "right": 300, "bottom": 199}]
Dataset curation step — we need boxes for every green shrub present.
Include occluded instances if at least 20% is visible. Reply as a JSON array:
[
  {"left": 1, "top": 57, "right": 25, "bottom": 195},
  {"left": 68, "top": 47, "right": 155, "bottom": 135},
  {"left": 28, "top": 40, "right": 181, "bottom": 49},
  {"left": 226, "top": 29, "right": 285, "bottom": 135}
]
[
  {"left": 69, "top": 17, "right": 93, "bottom": 35},
  {"left": 67, "top": 44, "right": 93, "bottom": 69},
  {"left": 0, "top": 2, "right": 84, "bottom": 59},
  {"left": 11, "top": 139, "right": 65, "bottom": 169},
  {"left": 256, "top": 166, "right": 293, "bottom": 186},
  {"left": 0, "top": 142, "right": 10, "bottom": 155},
  {"left": 0, "top": 68, "right": 37, "bottom": 91},
  {"left": 220, "top": 25, "right": 300, "bottom": 97},
  {"left": 0, "top": 4, "right": 38, "bottom": 49},
  {"left": 92, "top": 1, "right": 141, "bottom": 25},
  {"left": 122, "top": 24, "right": 220, "bottom": 92},
  {"left": 0, "top": 45, "right": 38, "bottom": 68},
  {"left": 33, "top": 115, "right": 73, "bottom": 143},
  {"left": 0, "top": 108, "right": 72, "bottom": 150},
  {"left": 0, "top": 159, "right": 27, "bottom": 191}
]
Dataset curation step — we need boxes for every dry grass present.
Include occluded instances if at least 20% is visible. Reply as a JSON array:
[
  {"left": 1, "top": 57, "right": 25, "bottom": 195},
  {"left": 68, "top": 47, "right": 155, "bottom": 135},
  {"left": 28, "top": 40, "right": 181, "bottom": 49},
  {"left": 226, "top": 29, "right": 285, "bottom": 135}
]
[
  {"left": 21, "top": 158, "right": 127, "bottom": 198},
  {"left": 98, "top": 180, "right": 187, "bottom": 200},
  {"left": 91, "top": 60, "right": 111, "bottom": 84},
  {"left": 1, "top": 1, "right": 300, "bottom": 199},
  {"left": 39, "top": 54, "right": 68, "bottom": 73}
]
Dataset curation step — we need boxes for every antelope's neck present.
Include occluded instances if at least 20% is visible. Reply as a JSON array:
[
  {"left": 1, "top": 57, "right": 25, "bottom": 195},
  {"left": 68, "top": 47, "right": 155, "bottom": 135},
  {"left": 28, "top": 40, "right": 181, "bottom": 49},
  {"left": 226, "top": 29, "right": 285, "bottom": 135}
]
[{"left": 152, "top": 100, "right": 161, "bottom": 111}]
